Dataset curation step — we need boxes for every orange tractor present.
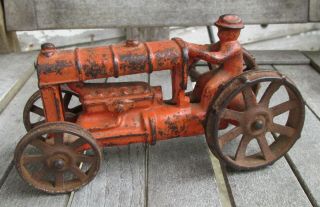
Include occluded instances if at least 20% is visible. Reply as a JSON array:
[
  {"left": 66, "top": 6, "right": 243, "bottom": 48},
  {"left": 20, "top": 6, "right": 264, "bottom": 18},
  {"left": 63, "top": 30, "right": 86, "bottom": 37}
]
[{"left": 14, "top": 15, "right": 305, "bottom": 193}]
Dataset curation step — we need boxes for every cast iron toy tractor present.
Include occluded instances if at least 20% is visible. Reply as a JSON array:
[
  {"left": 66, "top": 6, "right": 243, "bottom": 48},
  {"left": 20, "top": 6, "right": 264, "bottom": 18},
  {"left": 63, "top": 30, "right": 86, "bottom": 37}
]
[{"left": 14, "top": 14, "right": 305, "bottom": 193}]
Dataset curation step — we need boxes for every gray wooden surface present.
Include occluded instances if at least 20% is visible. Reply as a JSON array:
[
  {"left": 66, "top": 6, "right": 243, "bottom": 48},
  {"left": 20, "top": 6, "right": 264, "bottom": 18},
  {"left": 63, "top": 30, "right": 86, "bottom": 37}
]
[
  {"left": 0, "top": 52, "right": 36, "bottom": 113},
  {"left": 4, "top": 0, "right": 309, "bottom": 31},
  {"left": 148, "top": 136, "right": 221, "bottom": 207},
  {"left": 274, "top": 64, "right": 320, "bottom": 206},
  {"left": 71, "top": 145, "right": 146, "bottom": 207},
  {"left": 251, "top": 50, "right": 310, "bottom": 65},
  {"left": 310, "top": 0, "right": 320, "bottom": 21},
  {"left": 304, "top": 51, "right": 320, "bottom": 73},
  {"left": 227, "top": 158, "right": 312, "bottom": 207},
  {"left": 1, "top": 50, "right": 320, "bottom": 207},
  {"left": 0, "top": 74, "right": 68, "bottom": 207},
  {"left": 0, "top": 74, "right": 37, "bottom": 180},
  {"left": 275, "top": 65, "right": 320, "bottom": 117}
]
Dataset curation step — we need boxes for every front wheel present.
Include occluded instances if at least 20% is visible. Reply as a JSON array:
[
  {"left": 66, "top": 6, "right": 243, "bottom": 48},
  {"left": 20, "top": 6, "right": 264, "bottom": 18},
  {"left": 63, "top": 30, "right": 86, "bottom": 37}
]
[
  {"left": 14, "top": 122, "right": 102, "bottom": 193},
  {"left": 205, "top": 70, "right": 305, "bottom": 170}
]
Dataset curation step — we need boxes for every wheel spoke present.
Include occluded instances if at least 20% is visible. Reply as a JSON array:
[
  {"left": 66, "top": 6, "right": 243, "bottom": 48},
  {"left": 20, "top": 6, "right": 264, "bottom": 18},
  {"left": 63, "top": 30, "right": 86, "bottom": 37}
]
[
  {"left": 218, "top": 127, "right": 243, "bottom": 148},
  {"left": 69, "top": 166, "right": 87, "bottom": 181},
  {"left": 257, "top": 135, "right": 275, "bottom": 160},
  {"left": 54, "top": 132, "right": 64, "bottom": 145},
  {"left": 269, "top": 123, "right": 295, "bottom": 137},
  {"left": 75, "top": 154, "right": 96, "bottom": 164},
  {"left": 221, "top": 109, "right": 243, "bottom": 122},
  {"left": 32, "top": 167, "right": 48, "bottom": 180},
  {"left": 22, "top": 155, "right": 45, "bottom": 165},
  {"left": 30, "top": 139, "right": 52, "bottom": 152},
  {"left": 235, "top": 135, "right": 250, "bottom": 161},
  {"left": 270, "top": 100, "right": 299, "bottom": 117},
  {"left": 242, "top": 87, "right": 257, "bottom": 108},
  {"left": 30, "top": 105, "right": 44, "bottom": 116},
  {"left": 259, "top": 81, "right": 281, "bottom": 106},
  {"left": 69, "top": 138, "right": 86, "bottom": 150},
  {"left": 54, "top": 171, "right": 64, "bottom": 187}
]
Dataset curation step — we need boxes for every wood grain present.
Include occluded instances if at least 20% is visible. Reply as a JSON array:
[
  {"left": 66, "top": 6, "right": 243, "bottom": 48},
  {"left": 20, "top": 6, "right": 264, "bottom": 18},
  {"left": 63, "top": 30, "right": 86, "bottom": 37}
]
[
  {"left": 0, "top": 74, "right": 68, "bottom": 207},
  {"left": 4, "top": 0, "right": 309, "bottom": 30},
  {"left": 303, "top": 51, "right": 320, "bottom": 73},
  {"left": 148, "top": 137, "right": 222, "bottom": 207},
  {"left": 275, "top": 65, "right": 320, "bottom": 117},
  {"left": 0, "top": 169, "right": 68, "bottom": 207},
  {"left": 0, "top": 52, "right": 37, "bottom": 113},
  {"left": 250, "top": 50, "right": 310, "bottom": 65},
  {"left": 0, "top": 74, "right": 38, "bottom": 180},
  {"left": 309, "top": 0, "right": 320, "bottom": 21},
  {"left": 71, "top": 145, "right": 146, "bottom": 207}
]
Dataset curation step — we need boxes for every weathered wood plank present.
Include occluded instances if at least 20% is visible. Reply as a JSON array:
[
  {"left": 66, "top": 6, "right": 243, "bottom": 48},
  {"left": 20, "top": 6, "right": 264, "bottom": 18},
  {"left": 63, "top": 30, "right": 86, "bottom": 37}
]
[
  {"left": 148, "top": 137, "right": 222, "bottom": 207},
  {"left": 273, "top": 64, "right": 320, "bottom": 205},
  {"left": 303, "top": 51, "right": 320, "bottom": 73},
  {"left": 261, "top": 64, "right": 320, "bottom": 205},
  {"left": 0, "top": 74, "right": 38, "bottom": 179},
  {"left": 172, "top": 24, "right": 319, "bottom": 46},
  {"left": 244, "top": 30, "right": 320, "bottom": 51},
  {"left": 126, "top": 27, "right": 170, "bottom": 41},
  {"left": 71, "top": 145, "right": 146, "bottom": 207},
  {"left": 250, "top": 50, "right": 310, "bottom": 65},
  {"left": 275, "top": 65, "right": 320, "bottom": 117},
  {"left": 18, "top": 28, "right": 125, "bottom": 51},
  {"left": 286, "top": 108, "right": 320, "bottom": 206},
  {"left": 4, "top": 0, "right": 308, "bottom": 31},
  {"left": 309, "top": 0, "right": 320, "bottom": 21},
  {"left": 0, "top": 52, "right": 37, "bottom": 113},
  {"left": 0, "top": 2, "right": 20, "bottom": 53},
  {"left": 227, "top": 158, "right": 311, "bottom": 207},
  {"left": 0, "top": 169, "right": 68, "bottom": 207}
]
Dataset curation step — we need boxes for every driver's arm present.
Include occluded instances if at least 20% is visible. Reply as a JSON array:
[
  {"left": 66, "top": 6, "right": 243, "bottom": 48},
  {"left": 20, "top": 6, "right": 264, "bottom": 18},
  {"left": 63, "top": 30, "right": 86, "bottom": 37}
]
[{"left": 188, "top": 43, "right": 233, "bottom": 64}]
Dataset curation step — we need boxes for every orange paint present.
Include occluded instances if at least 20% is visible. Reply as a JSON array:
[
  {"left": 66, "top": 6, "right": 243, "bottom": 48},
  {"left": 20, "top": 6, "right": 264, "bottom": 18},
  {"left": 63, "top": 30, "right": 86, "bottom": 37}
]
[{"left": 36, "top": 14, "right": 246, "bottom": 147}]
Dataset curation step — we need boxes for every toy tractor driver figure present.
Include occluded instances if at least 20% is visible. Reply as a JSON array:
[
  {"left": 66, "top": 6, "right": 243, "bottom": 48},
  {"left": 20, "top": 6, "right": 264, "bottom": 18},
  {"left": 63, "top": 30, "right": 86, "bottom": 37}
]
[{"left": 188, "top": 14, "right": 245, "bottom": 109}]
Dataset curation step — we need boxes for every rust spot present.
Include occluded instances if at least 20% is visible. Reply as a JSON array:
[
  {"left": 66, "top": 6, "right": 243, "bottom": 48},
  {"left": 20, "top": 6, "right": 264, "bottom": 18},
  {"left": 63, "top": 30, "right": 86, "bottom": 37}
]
[
  {"left": 82, "top": 60, "right": 107, "bottom": 79},
  {"left": 119, "top": 54, "right": 147, "bottom": 73},
  {"left": 164, "top": 117, "right": 179, "bottom": 134},
  {"left": 38, "top": 60, "right": 73, "bottom": 75},
  {"left": 155, "top": 48, "right": 180, "bottom": 68}
]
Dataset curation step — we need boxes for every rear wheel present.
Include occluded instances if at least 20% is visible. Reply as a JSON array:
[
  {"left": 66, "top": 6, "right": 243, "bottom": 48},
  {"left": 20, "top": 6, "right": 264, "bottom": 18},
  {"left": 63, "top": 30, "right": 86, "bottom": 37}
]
[
  {"left": 23, "top": 89, "right": 82, "bottom": 131},
  {"left": 205, "top": 70, "right": 305, "bottom": 170}
]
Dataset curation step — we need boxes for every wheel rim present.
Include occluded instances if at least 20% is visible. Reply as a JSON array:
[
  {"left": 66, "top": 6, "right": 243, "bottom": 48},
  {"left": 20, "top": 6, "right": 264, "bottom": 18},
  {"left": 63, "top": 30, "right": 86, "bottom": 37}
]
[
  {"left": 23, "top": 90, "right": 82, "bottom": 131},
  {"left": 15, "top": 122, "right": 101, "bottom": 193},
  {"left": 205, "top": 70, "right": 305, "bottom": 170}
]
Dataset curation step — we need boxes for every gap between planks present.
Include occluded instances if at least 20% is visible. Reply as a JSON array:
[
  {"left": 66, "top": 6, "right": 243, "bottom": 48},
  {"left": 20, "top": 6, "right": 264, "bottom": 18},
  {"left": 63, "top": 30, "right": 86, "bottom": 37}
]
[
  {"left": 65, "top": 142, "right": 234, "bottom": 207},
  {"left": 0, "top": 161, "right": 14, "bottom": 190},
  {"left": 0, "top": 66, "right": 34, "bottom": 114},
  {"left": 271, "top": 65, "right": 318, "bottom": 207},
  {"left": 207, "top": 147, "right": 235, "bottom": 207}
]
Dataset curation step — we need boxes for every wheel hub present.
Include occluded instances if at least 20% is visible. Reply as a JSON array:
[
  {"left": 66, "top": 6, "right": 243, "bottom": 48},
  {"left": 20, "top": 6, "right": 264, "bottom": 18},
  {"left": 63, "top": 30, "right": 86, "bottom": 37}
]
[
  {"left": 47, "top": 153, "right": 71, "bottom": 171},
  {"left": 243, "top": 107, "right": 271, "bottom": 136},
  {"left": 252, "top": 119, "right": 264, "bottom": 130},
  {"left": 53, "top": 159, "right": 65, "bottom": 169}
]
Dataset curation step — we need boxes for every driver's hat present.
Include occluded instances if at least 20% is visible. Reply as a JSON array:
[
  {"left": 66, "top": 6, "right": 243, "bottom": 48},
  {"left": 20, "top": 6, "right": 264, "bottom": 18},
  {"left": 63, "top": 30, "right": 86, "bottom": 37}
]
[{"left": 215, "top": 14, "right": 244, "bottom": 29}]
